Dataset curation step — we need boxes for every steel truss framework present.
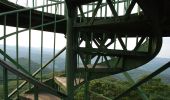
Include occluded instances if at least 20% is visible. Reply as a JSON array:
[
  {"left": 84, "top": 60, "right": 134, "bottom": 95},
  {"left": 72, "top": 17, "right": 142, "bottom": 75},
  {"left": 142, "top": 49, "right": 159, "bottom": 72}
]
[{"left": 0, "top": 0, "right": 169, "bottom": 100}]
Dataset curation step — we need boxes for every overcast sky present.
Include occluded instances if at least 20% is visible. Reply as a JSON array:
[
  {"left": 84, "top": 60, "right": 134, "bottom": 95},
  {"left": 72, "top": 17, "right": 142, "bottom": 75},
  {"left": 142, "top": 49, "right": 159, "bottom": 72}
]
[{"left": 157, "top": 38, "right": 170, "bottom": 58}]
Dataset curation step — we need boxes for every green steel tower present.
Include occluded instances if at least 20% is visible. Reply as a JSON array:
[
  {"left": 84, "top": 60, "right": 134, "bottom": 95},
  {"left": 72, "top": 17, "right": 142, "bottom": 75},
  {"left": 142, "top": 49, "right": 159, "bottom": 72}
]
[{"left": 0, "top": 0, "right": 169, "bottom": 99}]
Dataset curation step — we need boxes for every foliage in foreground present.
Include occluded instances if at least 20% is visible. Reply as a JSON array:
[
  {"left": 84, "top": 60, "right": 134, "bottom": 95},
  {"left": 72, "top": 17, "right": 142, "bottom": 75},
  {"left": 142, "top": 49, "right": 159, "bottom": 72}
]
[
  {"left": 0, "top": 73, "right": 170, "bottom": 100},
  {"left": 75, "top": 76, "right": 170, "bottom": 100}
]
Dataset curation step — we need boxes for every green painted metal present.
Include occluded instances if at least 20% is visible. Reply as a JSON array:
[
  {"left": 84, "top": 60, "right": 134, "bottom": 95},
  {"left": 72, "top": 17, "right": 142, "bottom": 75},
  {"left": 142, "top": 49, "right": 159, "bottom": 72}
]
[
  {"left": 123, "top": 72, "right": 148, "bottom": 100},
  {"left": 0, "top": 59, "right": 67, "bottom": 98},
  {"left": 34, "top": 85, "right": 38, "bottom": 100},
  {"left": 52, "top": 4, "right": 57, "bottom": 80},
  {"left": 107, "top": 0, "right": 118, "bottom": 17},
  {"left": 0, "top": 1, "right": 67, "bottom": 99},
  {"left": 40, "top": 6, "right": 44, "bottom": 82},
  {"left": 114, "top": 62, "right": 170, "bottom": 100},
  {"left": 28, "top": 9, "right": 32, "bottom": 89},
  {"left": 79, "top": 3, "right": 107, "bottom": 16},
  {"left": 0, "top": 2, "right": 65, "bottom": 98},
  {"left": 54, "top": 77, "right": 67, "bottom": 92},
  {"left": 3, "top": 15, "right": 8, "bottom": 100},
  {"left": 16, "top": 12, "right": 19, "bottom": 99},
  {"left": 0, "top": 3, "right": 65, "bottom": 41},
  {"left": 0, "top": 0, "right": 170, "bottom": 100},
  {"left": 89, "top": 0, "right": 102, "bottom": 24},
  {"left": 0, "top": 2, "right": 64, "bottom": 15},
  {"left": 65, "top": 6, "right": 77, "bottom": 99},
  {"left": 3, "top": 68, "right": 8, "bottom": 100},
  {"left": 0, "top": 49, "right": 31, "bottom": 75},
  {"left": 125, "top": 0, "right": 136, "bottom": 16},
  {"left": 78, "top": 6, "right": 85, "bottom": 19},
  {"left": 8, "top": 47, "right": 66, "bottom": 98}
]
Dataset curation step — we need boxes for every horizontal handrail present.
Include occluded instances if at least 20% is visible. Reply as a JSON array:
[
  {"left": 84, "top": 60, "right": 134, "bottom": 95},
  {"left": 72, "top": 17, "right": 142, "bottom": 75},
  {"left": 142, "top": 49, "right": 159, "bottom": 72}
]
[
  {"left": 8, "top": 46, "right": 66, "bottom": 97},
  {"left": 0, "top": 59, "right": 67, "bottom": 98},
  {"left": 0, "top": 1, "right": 65, "bottom": 16},
  {"left": 0, "top": 18, "right": 66, "bottom": 40},
  {"left": 0, "top": 49, "right": 30, "bottom": 75}
]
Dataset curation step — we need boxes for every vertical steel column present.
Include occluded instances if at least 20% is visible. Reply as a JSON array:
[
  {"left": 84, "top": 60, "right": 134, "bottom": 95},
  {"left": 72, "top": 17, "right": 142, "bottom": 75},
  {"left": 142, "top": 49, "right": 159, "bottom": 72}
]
[
  {"left": 3, "top": 68, "right": 8, "bottom": 100},
  {"left": 34, "top": 85, "right": 38, "bottom": 100},
  {"left": 28, "top": 10, "right": 32, "bottom": 89},
  {"left": 40, "top": 6, "right": 44, "bottom": 82},
  {"left": 16, "top": 12, "right": 19, "bottom": 99},
  {"left": 85, "top": 36, "right": 91, "bottom": 64},
  {"left": 3, "top": 15, "right": 8, "bottom": 100},
  {"left": 65, "top": 3, "right": 77, "bottom": 99},
  {"left": 53, "top": 4, "right": 57, "bottom": 80},
  {"left": 84, "top": 34, "right": 91, "bottom": 100}
]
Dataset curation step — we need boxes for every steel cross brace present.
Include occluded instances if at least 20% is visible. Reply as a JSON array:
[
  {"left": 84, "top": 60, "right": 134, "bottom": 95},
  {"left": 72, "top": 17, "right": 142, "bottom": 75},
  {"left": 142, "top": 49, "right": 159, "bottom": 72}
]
[{"left": 114, "top": 62, "right": 170, "bottom": 100}]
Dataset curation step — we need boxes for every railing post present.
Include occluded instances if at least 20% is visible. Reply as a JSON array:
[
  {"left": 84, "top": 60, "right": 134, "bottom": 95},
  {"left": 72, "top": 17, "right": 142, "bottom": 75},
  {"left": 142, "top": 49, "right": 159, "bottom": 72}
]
[
  {"left": 34, "top": 85, "right": 39, "bottom": 100},
  {"left": 3, "top": 15, "right": 8, "bottom": 100},
  {"left": 3, "top": 68, "right": 8, "bottom": 100}
]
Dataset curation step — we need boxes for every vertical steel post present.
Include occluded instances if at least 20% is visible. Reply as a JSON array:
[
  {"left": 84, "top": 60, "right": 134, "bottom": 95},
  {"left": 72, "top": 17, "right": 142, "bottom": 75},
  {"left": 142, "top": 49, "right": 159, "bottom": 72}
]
[
  {"left": 65, "top": 3, "right": 77, "bottom": 99},
  {"left": 40, "top": 6, "right": 44, "bottom": 82},
  {"left": 3, "top": 15, "right": 8, "bottom": 100},
  {"left": 16, "top": 12, "right": 19, "bottom": 99},
  {"left": 3, "top": 68, "right": 8, "bottom": 100},
  {"left": 53, "top": 4, "right": 57, "bottom": 80},
  {"left": 28, "top": 10, "right": 32, "bottom": 89},
  {"left": 34, "top": 85, "right": 38, "bottom": 100},
  {"left": 84, "top": 34, "right": 91, "bottom": 100}
]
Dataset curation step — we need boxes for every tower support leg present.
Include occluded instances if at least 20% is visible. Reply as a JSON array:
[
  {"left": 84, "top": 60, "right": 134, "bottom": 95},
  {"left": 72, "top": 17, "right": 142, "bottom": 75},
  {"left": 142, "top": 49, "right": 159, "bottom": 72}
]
[{"left": 65, "top": 5, "right": 77, "bottom": 100}]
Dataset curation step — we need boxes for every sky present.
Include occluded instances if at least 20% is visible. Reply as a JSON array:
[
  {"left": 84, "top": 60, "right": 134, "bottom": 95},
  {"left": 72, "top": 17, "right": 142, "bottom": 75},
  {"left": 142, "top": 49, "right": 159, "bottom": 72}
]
[
  {"left": 0, "top": 26, "right": 66, "bottom": 49},
  {"left": 157, "top": 38, "right": 170, "bottom": 58}
]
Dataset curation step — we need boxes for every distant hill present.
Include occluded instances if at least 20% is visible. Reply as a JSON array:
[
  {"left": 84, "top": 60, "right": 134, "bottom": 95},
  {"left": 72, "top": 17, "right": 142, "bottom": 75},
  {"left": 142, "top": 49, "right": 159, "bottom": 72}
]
[
  {"left": 0, "top": 45, "right": 65, "bottom": 71},
  {"left": 0, "top": 57, "right": 52, "bottom": 80},
  {"left": 139, "top": 57, "right": 170, "bottom": 74},
  {"left": 114, "top": 57, "right": 170, "bottom": 83},
  {"left": 0, "top": 45, "right": 169, "bottom": 83},
  {"left": 139, "top": 57, "right": 170, "bottom": 83}
]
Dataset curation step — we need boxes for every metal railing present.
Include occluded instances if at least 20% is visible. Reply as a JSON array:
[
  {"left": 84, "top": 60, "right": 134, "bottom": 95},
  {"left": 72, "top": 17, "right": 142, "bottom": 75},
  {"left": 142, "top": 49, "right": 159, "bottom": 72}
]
[
  {"left": 0, "top": 0, "right": 168, "bottom": 100},
  {"left": 9, "top": 0, "right": 66, "bottom": 15},
  {"left": 0, "top": 59, "right": 67, "bottom": 99},
  {"left": 0, "top": 1, "right": 66, "bottom": 99}
]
